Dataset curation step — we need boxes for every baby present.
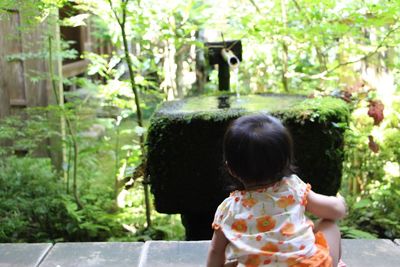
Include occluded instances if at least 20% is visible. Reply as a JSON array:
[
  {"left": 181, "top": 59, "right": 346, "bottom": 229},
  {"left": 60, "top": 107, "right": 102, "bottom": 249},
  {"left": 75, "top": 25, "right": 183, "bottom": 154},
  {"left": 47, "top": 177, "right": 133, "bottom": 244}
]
[{"left": 207, "top": 114, "right": 346, "bottom": 267}]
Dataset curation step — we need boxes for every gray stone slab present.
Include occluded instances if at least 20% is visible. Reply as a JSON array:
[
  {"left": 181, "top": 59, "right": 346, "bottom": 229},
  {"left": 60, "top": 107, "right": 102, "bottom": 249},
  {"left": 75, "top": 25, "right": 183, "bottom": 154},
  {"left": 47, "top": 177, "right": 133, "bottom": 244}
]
[
  {"left": 342, "top": 239, "right": 400, "bottom": 267},
  {"left": 138, "top": 241, "right": 210, "bottom": 267},
  {"left": 140, "top": 240, "right": 400, "bottom": 267},
  {"left": 0, "top": 243, "right": 52, "bottom": 267},
  {"left": 39, "top": 242, "right": 143, "bottom": 267},
  {"left": 395, "top": 239, "right": 400, "bottom": 246}
]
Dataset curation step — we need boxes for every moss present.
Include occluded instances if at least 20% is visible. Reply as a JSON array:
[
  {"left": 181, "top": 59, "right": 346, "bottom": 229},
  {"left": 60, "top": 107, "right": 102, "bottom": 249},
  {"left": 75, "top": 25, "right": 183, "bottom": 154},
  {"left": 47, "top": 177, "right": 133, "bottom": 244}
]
[
  {"left": 146, "top": 95, "right": 349, "bottom": 216},
  {"left": 276, "top": 96, "right": 350, "bottom": 123}
]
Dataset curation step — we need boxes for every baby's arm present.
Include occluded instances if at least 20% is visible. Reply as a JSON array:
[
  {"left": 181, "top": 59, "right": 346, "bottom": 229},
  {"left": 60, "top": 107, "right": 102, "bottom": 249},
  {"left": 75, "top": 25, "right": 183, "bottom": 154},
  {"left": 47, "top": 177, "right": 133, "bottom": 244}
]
[
  {"left": 306, "top": 190, "right": 347, "bottom": 220},
  {"left": 207, "top": 229, "right": 229, "bottom": 267}
]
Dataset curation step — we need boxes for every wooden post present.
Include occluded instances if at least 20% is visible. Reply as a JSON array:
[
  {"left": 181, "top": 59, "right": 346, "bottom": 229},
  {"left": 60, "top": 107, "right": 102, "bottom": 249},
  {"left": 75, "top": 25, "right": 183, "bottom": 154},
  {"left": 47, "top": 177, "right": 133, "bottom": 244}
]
[
  {"left": 0, "top": 14, "right": 10, "bottom": 118},
  {"left": 0, "top": 86, "right": 10, "bottom": 119},
  {"left": 205, "top": 40, "right": 242, "bottom": 91}
]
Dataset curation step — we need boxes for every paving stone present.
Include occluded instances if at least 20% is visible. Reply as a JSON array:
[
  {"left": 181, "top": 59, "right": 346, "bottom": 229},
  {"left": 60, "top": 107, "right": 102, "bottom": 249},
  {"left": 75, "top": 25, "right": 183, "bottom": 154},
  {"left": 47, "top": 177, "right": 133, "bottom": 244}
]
[
  {"left": 0, "top": 243, "right": 52, "bottom": 267},
  {"left": 38, "top": 242, "right": 143, "bottom": 267},
  {"left": 138, "top": 241, "right": 210, "bottom": 267},
  {"left": 342, "top": 239, "right": 400, "bottom": 267},
  {"left": 140, "top": 240, "right": 400, "bottom": 267}
]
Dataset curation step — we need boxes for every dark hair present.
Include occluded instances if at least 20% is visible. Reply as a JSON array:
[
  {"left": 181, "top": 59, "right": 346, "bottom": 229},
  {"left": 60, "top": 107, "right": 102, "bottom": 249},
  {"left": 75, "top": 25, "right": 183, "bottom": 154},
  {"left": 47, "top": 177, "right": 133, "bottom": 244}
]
[{"left": 223, "top": 114, "right": 294, "bottom": 185}]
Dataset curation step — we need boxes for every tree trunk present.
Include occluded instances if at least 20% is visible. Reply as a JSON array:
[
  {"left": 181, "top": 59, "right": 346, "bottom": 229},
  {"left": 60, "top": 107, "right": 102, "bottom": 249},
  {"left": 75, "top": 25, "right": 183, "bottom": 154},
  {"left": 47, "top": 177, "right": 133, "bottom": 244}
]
[
  {"left": 175, "top": 47, "right": 185, "bottom": 98},
  {"left": 195, "top": 30, "right": 207, "bottom": 94},
  {"left": 281, "top": 0, "right": 289, "bottom": 92}
]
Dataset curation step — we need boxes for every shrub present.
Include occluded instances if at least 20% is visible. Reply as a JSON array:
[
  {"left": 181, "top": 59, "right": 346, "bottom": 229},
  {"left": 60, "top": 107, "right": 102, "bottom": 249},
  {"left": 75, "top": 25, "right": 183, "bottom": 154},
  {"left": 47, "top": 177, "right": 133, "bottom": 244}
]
[{"left": 0, "top": 157, "right": 70, "bottom": 242}]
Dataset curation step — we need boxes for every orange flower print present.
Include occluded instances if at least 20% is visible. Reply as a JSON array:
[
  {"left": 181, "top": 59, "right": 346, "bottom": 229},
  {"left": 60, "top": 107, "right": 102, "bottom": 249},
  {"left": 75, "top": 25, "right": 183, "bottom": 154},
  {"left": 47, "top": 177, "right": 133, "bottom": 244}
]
[
  {"left": 280, "top": 223, "right": 295, "bottom": 237},
  {"left": 260, "top": 242, "right": 279, "bottom": 256},
  {"left": 245, "top": 254, "right": 261, "bottom": 267},
  {"left": 301, "top": 184, "right": 311, "bottom": 206},
  {"left": 287, "top": 255, "right": 308, "bottom": 267},
  {"left": 256, "top": 216, "right": 276, "bottom": 232},
  {"left": 231, "top": 219, "right": 248, "bottom": 233},
  {"left": 263, "top": 259, "right": 272, "bottom": 265},
  {"left": 300, "top": 196, "right": 307, "bottom": 206},
  {"left": 277, "top": 195, "right": 295, "bottom": 209},
  {"left": 242, "top": 197, "right": 257, "bottom": 208},
  {"left": 301, "top": 192, "right": 308, "bottom": 206},
  {"left": 286, "top": 256, "right": 300, "bottom": 266}
]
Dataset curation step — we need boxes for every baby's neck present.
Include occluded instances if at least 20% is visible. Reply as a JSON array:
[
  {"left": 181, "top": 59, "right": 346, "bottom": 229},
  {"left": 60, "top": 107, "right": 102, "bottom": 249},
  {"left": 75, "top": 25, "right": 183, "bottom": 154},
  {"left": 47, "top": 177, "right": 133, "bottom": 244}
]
[{"left": 243, "top": 179, "right": 280, "bottom": 191}]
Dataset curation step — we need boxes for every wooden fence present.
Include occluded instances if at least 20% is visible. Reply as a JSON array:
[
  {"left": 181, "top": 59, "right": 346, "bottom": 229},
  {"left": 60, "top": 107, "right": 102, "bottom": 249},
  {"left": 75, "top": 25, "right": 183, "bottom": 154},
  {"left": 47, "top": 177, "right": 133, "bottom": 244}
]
[
  {"left": 0, "top": 7, "right": 109, "bottom": 118},
  {"left": 0, "top": 9, "right": 50, "bottom": 118}
]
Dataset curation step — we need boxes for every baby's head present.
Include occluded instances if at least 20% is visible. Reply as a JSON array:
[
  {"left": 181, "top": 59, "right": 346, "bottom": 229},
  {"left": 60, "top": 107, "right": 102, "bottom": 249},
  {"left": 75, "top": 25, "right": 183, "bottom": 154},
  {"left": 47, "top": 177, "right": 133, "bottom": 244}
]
[{"left": 223, "top": 114, "right": 294, "bottom": 187}]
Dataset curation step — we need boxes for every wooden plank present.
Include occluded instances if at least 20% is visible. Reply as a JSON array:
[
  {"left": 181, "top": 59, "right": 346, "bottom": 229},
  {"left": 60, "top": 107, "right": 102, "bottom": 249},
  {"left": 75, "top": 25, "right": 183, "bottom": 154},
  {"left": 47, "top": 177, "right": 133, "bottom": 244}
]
[
  {"left": 62, "top": 59, "right": 89, "bottom": 78},
  {"left": 10, "top": 98, "right": 27, "bottom": 107},
  {"left": 0, "top": 10, "right": 26, "bottom": 115},
  {"left": 0, "top": 243, "right": 53, "bottom": 267},
  {"left": 19, "top": 11, "right": 49, "bottom": 108},
  {"left": 0, "top": 85, "right": 10, "bottom": 118}
]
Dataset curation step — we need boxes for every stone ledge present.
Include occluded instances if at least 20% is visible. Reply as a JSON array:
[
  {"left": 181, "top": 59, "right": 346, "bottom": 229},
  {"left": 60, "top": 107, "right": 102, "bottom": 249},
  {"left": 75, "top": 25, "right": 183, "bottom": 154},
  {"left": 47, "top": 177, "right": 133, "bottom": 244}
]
[
  {"left": 0, "top": 240, "right": 399, "bottom": 267},
  {"left": 39, "top": 242, "right": 143, "bottom": 267},
  {"left": 0, "top": 243, "right": 52, "bottom": 267},
  {"left": 341, "top": 239, "right": 400, "bottom": 267}
]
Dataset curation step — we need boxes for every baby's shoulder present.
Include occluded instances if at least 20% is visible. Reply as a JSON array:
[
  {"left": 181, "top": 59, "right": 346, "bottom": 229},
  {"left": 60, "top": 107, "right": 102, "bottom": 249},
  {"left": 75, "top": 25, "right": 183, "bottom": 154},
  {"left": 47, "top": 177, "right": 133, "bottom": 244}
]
[
  {"left": 282, "top": 174, "right": 308, "bottom": 188},
  {"left": 279, "top": 174, "right": 311, "bottom": 201},
  {"left": 216, "top": 193, "right": 239, "bottom": 210}
]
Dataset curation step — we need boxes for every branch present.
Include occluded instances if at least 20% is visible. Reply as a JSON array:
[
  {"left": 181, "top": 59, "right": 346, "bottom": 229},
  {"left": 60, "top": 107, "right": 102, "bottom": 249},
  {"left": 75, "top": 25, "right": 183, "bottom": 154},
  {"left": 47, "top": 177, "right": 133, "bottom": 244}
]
[
  {"left": 248, "top": 0, "right": 261, "bottom": 13},
  {"left": 323, "top": 22, "right": 400, "bottom": 76},
  {"left": 291, "top": 0, "right": 327, "bottom": 71},
  {"left": 107, "top": 0, "right": 122, "bottom": 26},
  {"left": 289, "top": 21, "right": 400, "bottom": 80},
  {"left": 121, "top": 0, "right": 129, "bottom": 27},
  {"left": 291, "top": 0, "right": 310, "bottom": 23}
]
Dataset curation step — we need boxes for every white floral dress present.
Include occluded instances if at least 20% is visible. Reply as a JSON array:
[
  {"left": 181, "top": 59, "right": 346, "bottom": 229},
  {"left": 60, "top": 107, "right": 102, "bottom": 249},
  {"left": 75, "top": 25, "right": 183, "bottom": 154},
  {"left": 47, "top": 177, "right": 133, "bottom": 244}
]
[{"left": 212, "top": 174, "right": 332, "bottom": 267}]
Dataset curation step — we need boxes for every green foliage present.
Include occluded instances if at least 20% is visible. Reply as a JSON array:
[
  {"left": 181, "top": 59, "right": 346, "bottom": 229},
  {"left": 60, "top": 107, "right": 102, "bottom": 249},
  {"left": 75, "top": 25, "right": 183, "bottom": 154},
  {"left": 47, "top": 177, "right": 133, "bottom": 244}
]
[
  {"left": 0, "top": 109, "right": 60, "bottom": 156},
  {"left": 1, "top": 0, "right": 400, "bottom": 242},
  {"left": 0, "top": 155, "right": 184, "bottom": 242},
  {"left": 0, "top": 109, "right": 184, "bottom": 242},
  {"left": 340, "top": 226, "right": 377, "bottom": 239},
  {"left": 276, "top": 96, "right": 350, "bottom": 123},
  {"left": 0, "top": 157, "right": 69, "bottom": 242},
  {"left": 340, "top": 84, "right": 400, "bottom": 239},
  {"left": 0, "top": 0, "right": 66, "bottom": 24}
]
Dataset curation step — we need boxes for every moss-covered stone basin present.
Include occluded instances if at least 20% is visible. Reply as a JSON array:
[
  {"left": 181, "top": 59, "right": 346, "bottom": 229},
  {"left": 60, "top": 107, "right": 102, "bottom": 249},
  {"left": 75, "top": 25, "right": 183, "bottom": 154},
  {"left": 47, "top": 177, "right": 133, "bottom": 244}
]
[
  {"left": 158, "top": 94, "right": 304, "bottom": 114},
  {"left": 146, "top": 94, "right": 349, "bottom": 239}
]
